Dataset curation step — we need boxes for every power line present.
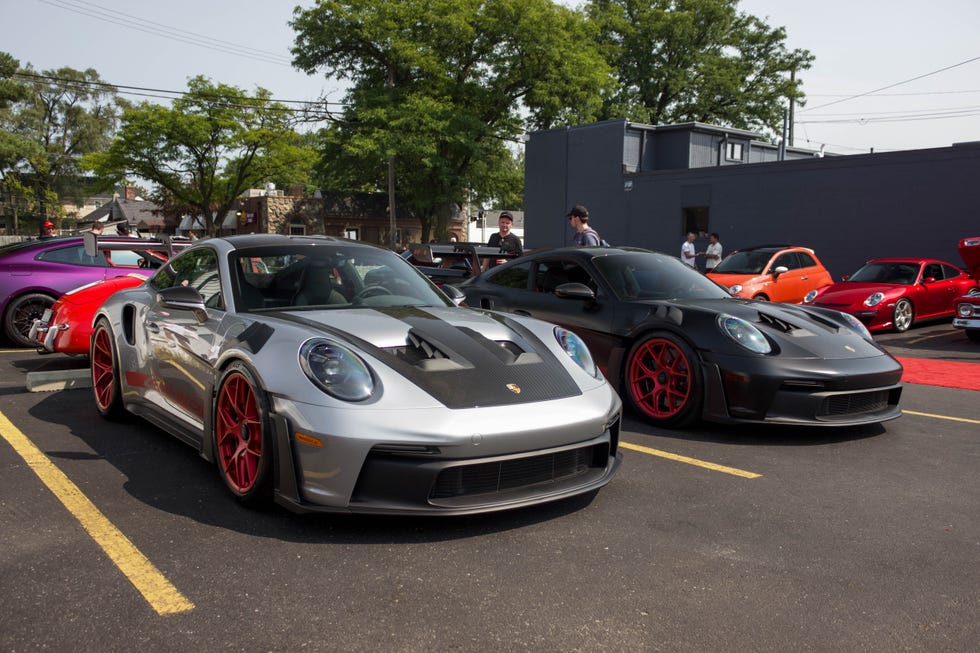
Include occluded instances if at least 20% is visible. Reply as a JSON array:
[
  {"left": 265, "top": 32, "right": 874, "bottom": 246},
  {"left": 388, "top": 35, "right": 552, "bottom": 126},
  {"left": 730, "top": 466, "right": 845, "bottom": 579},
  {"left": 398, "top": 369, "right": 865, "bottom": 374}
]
[
  {"left": 39, "top": 0, "right": 293, "bottom": 67},
  {"left": 800, "top": 55, "right": 980, "bottom": 113},
  {"left": 12, "top": 71, "right": 347, "bottom": 114},
  {"left": 807, "top": 89, "right": 980, "bottom": 98}
]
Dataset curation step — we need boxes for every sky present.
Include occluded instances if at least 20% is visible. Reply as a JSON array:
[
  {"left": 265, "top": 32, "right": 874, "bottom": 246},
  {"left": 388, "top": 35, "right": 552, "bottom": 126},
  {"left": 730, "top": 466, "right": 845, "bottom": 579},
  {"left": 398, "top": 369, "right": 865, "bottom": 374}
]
[{"left": 3, "top": 0, "right": 980, "bottom": 155}]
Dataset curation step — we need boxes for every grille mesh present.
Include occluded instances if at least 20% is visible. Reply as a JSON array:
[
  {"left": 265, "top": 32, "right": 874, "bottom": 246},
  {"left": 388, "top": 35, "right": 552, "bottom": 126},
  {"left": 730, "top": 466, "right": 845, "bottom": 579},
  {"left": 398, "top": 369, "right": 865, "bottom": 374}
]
[
  {"left": 820, "top": 390, "right": 890, "bottom": 416},
  {"left": 431, "top": 445, "right": 604, "bottom": 499}
]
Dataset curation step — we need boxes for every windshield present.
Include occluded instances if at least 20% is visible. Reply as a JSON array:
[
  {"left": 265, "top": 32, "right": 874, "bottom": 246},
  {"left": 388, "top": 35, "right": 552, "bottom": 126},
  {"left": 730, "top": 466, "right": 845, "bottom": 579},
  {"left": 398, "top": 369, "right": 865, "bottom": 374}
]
[
  {"left": 848, "top": 262, "right": 920, "bottom": 285},
  {"left": 231, "top": 244, "right": 451, "bottom": 312},
  {"left": 712, "top": 249, "right": 777, "bottom": 275},
  {"left": 594, "top": 252, "right": 731, "bottom": 300}
]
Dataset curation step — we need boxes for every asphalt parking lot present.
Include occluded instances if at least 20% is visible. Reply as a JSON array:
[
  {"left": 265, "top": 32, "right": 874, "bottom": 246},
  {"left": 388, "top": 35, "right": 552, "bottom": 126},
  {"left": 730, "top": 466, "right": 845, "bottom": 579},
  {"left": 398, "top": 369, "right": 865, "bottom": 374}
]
[{"left": 1, "top": 321, "right": 978, "bottom": 652}]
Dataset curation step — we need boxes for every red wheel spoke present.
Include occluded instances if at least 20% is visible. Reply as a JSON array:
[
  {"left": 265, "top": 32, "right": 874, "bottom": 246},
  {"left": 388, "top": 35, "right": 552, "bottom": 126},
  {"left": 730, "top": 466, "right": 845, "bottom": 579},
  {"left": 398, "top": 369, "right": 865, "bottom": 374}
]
[
  {"left": 215, "top": 370, "right": 263, "bottom": 494},
  {"left": 628, "top": 338, "right": 693, "bottom": 419}
]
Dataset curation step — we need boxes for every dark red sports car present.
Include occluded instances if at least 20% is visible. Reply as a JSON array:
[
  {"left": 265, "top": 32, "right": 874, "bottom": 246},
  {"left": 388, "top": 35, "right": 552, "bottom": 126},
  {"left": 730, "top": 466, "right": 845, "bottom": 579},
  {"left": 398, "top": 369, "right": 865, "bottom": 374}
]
[
  {"left": 952, "top": 237, "right": 980, "bottom": 341},
  {"left": 803, "top": 258, "right": 975, "bottom": 333}
]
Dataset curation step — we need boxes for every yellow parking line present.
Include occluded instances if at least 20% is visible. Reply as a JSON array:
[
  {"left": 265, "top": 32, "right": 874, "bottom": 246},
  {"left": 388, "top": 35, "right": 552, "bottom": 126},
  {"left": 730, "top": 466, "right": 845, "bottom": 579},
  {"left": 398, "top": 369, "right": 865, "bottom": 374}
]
[
  {"left": 0, "top": 412, "right": 194, "bottom": 616},
  {"left": 902, "top": 409, "right": 980, "bottom": 425},
  {"left": 620, "top": 441, "right": 761, "bottom": 478}
]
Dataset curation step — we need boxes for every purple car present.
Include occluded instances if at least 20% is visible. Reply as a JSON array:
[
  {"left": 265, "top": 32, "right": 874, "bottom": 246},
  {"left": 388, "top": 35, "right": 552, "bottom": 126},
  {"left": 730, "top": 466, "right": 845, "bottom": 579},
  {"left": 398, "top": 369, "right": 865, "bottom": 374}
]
[{"left": 0, "top": 235, "right": 176, "bottom": 347}]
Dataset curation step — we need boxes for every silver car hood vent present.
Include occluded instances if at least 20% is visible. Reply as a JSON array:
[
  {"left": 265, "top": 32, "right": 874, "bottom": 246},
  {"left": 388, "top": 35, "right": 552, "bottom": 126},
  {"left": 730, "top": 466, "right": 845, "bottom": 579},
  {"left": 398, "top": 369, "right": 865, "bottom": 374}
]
[{"left": 276, "top": 307, "right": 581, "bottom": 409}]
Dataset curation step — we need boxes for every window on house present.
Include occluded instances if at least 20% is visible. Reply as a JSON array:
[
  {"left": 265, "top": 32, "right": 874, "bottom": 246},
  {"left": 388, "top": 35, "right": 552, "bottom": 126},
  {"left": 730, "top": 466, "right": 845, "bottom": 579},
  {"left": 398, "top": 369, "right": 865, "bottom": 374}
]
[
  {"left": 289, "top": 222, "right": 306, "bottom": 236},
  {"left": 726, "top": 142, "right": 744, "bottom": 161},
  {"left": 345, "top": 227, "right": 359, "bottom": 240},
  {"left": 682, "top": 207, "right": 709, "bottom": 237}
]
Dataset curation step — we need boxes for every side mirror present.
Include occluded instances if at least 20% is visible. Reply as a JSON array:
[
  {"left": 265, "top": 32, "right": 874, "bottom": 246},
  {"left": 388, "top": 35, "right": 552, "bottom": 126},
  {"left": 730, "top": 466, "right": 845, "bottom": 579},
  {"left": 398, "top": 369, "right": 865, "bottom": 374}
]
[
  {"left": 440, "top": 283, "right": 466, "bottom": 306},
  {"left": 554, "top": 282, "right": 595, "bottom": 301},
  {"left": 771, "top": 265, "right": 789, "bottom": 278},
  {"left": 158, "top": 285, "right": 207, "bottom": 323},
  {"left": 922, "top": 276, "right": 936, "bottom": 284}
]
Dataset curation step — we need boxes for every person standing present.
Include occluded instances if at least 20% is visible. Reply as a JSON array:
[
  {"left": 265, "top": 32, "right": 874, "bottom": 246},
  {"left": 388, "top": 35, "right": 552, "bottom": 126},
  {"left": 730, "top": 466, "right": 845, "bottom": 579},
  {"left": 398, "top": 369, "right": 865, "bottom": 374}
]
[
  {"left": 487, "top": 211, "right": 523, "bottom": 255},
  {"left": 704, "top": 233, "right": 723, "bottom": 271},
  {"left": 681, "top": 231, "right": 698, "bottom": 267},
  {"left": 40, "top": 221, "right": 56, "bottom": 239},
  {"left": 89, "top": 220, "right": 105, "bottom": 235},
  {"left": 567, "top": 205, "right": 601, "bottom": 246}
]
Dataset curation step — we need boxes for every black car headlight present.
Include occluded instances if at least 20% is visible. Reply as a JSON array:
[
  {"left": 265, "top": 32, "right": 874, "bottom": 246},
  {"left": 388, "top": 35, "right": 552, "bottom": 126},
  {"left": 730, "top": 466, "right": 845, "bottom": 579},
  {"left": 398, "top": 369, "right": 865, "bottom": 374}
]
[
  {"left": 839, "top": 311, "right": 874, "bottom": 341},
  {"left": 717, "top": 315, "right": 772, "bottom": 354},
  {"left": 554, "top": 327, "right": 599, "bottom": 378},
  {"left": 299, "top": 338, "right": 374, "bottom": 401},
  {"left": 803, "top": 289, "right": 818, "bottom": 304}
]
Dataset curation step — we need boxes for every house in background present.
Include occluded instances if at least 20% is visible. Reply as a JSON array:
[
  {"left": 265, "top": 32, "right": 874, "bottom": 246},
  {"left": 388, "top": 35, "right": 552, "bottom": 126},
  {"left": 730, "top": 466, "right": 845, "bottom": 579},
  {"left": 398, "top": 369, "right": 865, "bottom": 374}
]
[
  {"left": 85, "top": 186, "right": 172, "bottom": 235},
  {"left": 524, "top": 118, "right": 980, "bottom": 277}
]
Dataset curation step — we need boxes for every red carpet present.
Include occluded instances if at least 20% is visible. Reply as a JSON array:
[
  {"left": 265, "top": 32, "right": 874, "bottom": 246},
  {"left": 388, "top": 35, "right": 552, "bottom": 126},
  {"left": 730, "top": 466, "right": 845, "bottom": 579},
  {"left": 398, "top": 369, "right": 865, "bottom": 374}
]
[{"left": 894, "top": 356, "right": 980, "bottom": 392}]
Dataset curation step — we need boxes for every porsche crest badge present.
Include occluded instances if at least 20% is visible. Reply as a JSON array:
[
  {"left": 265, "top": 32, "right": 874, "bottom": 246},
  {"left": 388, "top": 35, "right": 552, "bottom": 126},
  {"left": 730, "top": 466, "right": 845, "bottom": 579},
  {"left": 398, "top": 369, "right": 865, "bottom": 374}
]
[{"left": 506, "top": 383, "right": 521, "bottom": 394}]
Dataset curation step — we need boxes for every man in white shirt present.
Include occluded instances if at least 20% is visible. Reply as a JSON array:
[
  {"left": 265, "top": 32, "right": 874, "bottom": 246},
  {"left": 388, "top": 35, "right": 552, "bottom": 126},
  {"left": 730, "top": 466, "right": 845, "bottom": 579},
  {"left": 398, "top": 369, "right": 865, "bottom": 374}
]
[
  {"left": 681, "top": 232, "right": 697, "bottom": 267},
  {"left": 704, "top": 233, "right": 723, "bottom": 271}
]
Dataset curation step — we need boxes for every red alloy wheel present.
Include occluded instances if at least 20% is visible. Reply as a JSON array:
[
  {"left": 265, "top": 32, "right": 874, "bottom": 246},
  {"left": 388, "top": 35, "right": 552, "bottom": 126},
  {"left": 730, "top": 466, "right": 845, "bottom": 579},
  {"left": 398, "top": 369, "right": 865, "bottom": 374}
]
[
  {"left": 91, "top": 326, "right": 116, "bottom": 412},
  {"left": 215, "top": 371, "right": 264, "bottom": 494},
  {"left": 627, "top": 337, "right": 692, "bottom": 419}
]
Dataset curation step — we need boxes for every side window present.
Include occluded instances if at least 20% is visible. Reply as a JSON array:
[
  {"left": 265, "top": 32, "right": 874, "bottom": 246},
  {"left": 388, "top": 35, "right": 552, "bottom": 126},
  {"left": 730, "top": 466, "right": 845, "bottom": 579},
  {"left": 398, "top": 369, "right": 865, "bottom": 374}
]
[
  {"left": 488, "top": 261, "right": 531, "bottom": 290},
  {"left": 535, "top": 260, "right": 597, "bottom": 293},
  {"left": 796, "top": 251, "right": 817, "bottom": 268},
  {"left": 922, "top": 263, "right": 942, "bottom": 280},
  {"left": 37, "top": 245, "right": 107, "bottom": 267},
  {"left": 942, "top": 264, "right": 963, "bottom": 279},
  {"left": 151, "top": 248, "right": 223, "bottom": 309},
  {"left": 773, "top": 252, "right": 801, "bottom": 271}
]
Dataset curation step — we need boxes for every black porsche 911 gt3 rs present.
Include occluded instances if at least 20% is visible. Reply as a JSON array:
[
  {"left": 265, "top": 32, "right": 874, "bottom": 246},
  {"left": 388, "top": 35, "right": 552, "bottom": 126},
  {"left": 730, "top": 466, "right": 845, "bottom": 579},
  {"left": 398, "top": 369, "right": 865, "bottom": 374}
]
[{"left": 461, "top": 247, "right": 903, "bottom": 428}]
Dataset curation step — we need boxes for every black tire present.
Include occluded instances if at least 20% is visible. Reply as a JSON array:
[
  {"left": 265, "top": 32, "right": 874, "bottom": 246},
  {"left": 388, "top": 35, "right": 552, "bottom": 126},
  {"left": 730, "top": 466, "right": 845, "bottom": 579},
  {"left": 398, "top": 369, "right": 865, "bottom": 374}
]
[
  {"left": 892, "top": 298, "right": 914, "bottom": 333},
  {"left": 623, "top": 332, "right": 703, "bottom": 428},
  {"left": 752, "top": 294, "right": 769, "bottom": 301},
  {"left": 4, "top": 292, "right": 56, "bottom": 348},
  {"left": 90, "top": 318, "right": 127, "bottom": 420},
  {"left": 966, "top": 329, "right": 980, "bottom": 342},
  {"left": 213, "top": 361, "right": 273, "bottom": 506}
]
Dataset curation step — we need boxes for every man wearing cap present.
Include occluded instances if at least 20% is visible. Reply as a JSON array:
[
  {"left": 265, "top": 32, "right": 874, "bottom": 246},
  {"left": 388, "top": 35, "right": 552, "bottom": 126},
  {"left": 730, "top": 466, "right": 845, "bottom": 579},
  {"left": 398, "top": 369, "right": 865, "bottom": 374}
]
[
  {"left": 487, "top": 211, "right": 523, "bottom": 255},
  {"left": 566, "top": 205, "right": 601, "bottom": 246},
  {"left": 40, "top": 221, "right": 56, "bottom": 239}
]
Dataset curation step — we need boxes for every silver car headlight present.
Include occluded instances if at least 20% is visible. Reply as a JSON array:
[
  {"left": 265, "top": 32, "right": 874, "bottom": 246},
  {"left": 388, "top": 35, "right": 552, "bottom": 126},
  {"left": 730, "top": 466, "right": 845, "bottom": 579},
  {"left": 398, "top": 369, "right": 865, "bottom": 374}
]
[
  {"left": 729, "top": 284, "right": 743, "bottom": 295},
  {"left": 717, "top": 315, "right": 771, "bottom": 354},
  {"left": 864, "top": 292, "right": 885, "bottom": 308},
  {"left": 839, "top": 311, "right": 873, "bottom": 340},
  {"left": 299, "top": 338, "right": 374, "bottom": 401},
  {"left": 957, "top": 303, "right": 973, "bottom": 318},
  {"left": 555, "top": 327, "right": 599, "bottom": 378},
  {"left": 803, "top": 289, "right": 818, "bottom": 304}
]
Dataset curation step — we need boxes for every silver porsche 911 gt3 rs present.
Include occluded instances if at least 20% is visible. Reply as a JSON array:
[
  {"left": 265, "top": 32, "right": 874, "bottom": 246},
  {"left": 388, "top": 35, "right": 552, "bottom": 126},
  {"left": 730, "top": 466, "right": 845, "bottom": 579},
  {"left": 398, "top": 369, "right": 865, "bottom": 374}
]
[{"left": 90, "top": 235, "right": 622, "bottom": 515}]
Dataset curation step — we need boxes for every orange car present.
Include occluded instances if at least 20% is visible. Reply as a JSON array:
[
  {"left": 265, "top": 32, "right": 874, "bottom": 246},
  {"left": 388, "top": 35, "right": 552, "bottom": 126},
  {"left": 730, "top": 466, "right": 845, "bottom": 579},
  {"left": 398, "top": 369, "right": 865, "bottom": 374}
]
[{"left": 707, "top": 245, "right": 833, "bottom": 303}]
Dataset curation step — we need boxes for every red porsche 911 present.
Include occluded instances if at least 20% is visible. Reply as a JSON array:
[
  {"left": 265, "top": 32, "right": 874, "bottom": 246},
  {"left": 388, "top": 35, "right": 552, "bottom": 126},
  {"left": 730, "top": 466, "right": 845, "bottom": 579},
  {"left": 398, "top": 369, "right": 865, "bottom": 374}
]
[{"left": 803, "top": 258, "right": 975, "bottom": 333}]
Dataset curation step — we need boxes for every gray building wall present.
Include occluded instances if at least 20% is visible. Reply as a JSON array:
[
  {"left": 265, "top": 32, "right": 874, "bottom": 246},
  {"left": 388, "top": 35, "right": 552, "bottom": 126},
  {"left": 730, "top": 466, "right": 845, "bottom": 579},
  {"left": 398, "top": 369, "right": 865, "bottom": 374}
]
[{"left": 525, "top": 120, "right": 980, "bottom": 279}]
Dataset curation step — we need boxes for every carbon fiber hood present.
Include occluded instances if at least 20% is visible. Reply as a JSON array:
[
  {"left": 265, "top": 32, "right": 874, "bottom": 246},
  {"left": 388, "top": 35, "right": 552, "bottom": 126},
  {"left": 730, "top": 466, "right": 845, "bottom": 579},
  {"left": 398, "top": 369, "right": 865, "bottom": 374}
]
[
  {"left": 277, "top": 306, "right": 583, "bottom": 409},
  {"left": 666, "top": 298, "right": 888, "bottom": 360}
]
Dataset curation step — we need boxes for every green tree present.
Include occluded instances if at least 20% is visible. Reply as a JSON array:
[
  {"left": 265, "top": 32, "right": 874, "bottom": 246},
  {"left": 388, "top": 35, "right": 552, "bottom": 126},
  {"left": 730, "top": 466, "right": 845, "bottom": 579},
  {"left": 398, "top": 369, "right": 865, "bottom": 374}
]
[
  {"left": 291, "top": 0, "right": 611, "bottom": 242},
  {"left": 86, "top": 76, "right": 315, "bottom": 236},
  {"left": 0, "top": 56, "right": 120, "bottom": 232},
  {"left": 586, "top": 0, "right": 813, "bottom": 135}
]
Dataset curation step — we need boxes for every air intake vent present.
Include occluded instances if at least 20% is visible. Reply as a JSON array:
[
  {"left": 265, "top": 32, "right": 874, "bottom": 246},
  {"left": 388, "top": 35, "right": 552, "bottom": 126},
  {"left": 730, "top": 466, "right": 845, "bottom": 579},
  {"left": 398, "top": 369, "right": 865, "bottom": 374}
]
[{"left": 758, "top": 311, "right": 795, "bottom": 332}]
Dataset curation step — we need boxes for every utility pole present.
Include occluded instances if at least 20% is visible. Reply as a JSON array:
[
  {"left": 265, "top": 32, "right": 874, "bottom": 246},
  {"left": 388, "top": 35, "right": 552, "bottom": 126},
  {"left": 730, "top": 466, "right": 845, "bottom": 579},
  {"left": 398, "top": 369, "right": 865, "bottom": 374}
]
[
  {"left": 386, "top": 63, "right": 397, "bottom": 250},
  {"left": 788, "top": 68, "right": 796, "bottom": 147}
]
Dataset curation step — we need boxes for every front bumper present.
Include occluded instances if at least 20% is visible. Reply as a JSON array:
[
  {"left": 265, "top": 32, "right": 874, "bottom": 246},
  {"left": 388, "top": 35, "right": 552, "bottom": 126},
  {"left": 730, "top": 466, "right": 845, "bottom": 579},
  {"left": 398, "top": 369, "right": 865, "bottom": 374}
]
[
  {"left": 699, "top": 350, "right": 904, "bottom": 426},
  {"left": 268, "top": 387, "right": 623, "bottom": 515}
]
